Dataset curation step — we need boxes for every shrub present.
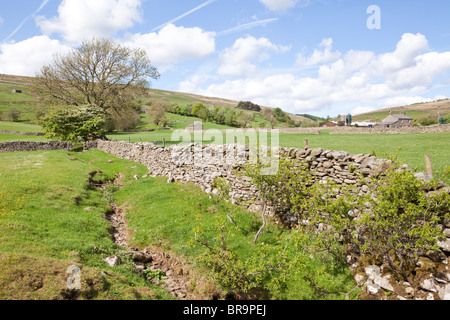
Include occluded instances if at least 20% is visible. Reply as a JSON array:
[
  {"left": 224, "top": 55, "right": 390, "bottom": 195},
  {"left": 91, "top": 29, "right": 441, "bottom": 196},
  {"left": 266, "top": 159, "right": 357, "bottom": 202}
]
[
  {"left": 40, "top": 104, "right": 107, "bottom": 142},
  {"left": 353, "top": 168, "right": 450, "bottom": 282},
  {"left": 7, "top": 108, "right": 22, "bottom": 122},
  {"left": 243, "top": 155, "right": 450, "bottom": 285}
]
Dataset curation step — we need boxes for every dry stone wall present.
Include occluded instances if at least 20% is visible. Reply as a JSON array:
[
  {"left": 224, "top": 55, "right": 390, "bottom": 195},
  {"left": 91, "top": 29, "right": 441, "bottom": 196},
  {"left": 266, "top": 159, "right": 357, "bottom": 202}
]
[
  {"left": 85, "top": 139, "right": 450, "bottom": 300},
  {"left": 276, "top": 123, "right": 450, "bottom": 134},
  {"left": 85, "top": 140, "right": 404, "bottom": 225},
  {"left": 0, "top": 141, "right": 72, "bottom": 152}
]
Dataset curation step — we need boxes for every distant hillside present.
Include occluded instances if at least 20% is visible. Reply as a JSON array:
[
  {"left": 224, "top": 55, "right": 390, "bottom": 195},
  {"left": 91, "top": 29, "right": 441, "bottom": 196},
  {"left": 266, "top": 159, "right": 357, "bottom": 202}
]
[
  {"left": 0, "top": 73, "right": 310, "bottom": 125},
  {"left": 353, "top": 99, "right": 450, "bottom": 124}
]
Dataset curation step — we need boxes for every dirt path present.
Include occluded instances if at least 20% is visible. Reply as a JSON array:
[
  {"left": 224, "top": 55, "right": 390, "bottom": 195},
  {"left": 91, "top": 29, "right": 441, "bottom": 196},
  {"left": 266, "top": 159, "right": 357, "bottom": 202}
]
[{"left": 107, "top": 203, "right": 201, "bottom": 300}]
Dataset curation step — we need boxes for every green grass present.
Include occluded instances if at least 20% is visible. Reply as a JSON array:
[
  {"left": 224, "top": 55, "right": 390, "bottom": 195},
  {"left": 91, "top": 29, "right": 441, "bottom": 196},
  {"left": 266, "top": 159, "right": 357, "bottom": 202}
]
[
  {"left": 0, "top": 121, "right": 43, "bottom": 133},
  {"left": 0, "top": 134, "right": 49, "bottom": 142},
  {"left": 353, "top": 110, "right": 429, "bottom": 123},
  {"left": 0, "top": 150, "right": 173, "bottom": 300},
  {"left": 113, "top": 175, "right": 359, "bottom": 300},
  {"left": 0, "top": 149, "right": 359, "bottom": 300},
  {"left": 0, "top": 82, "right": 38, "bottom": 123}
]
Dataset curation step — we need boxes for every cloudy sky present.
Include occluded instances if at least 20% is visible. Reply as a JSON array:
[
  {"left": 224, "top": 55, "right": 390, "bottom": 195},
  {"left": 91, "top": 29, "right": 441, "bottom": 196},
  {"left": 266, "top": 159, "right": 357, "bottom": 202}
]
[{"left": 1, "top": 0, "right": 450, "bottom": 117}]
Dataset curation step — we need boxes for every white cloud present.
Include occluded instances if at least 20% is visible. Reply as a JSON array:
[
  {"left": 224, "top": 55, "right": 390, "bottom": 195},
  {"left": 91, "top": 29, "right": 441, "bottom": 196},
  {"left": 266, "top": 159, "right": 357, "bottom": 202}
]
[
  {"left": 180, "top": 33, "right": 450, "bottom": 115},
  {"left": 36, "top": 0, "right": 142, "bottom": 44},
  {"left": 217, "top": 36, "right": 290, "bottom": 78},
  {"left": 351, "top": 106, "right": 376, "bottom": 115},
  {"left": 296, "top": 38, "right": 341, "bottom": 67},
  {"left": 123, "top": 24, "right": 216, "bottom": 70},
  {"left": 259, "top": 0, "right": 309, "bottom": 12},
  {"left": 0, "top": 35, "right": 71, "bottom": 76},
  {"left": 0, "top": 17, "right": 4, "bottom": 25},
  {"left": 382, "top": 96, "right": 434, "bottom": 108}
]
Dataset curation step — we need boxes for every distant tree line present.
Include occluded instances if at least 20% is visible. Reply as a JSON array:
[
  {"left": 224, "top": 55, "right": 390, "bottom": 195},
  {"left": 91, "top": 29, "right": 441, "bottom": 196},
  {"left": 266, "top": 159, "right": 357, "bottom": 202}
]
[{"left": 167, "top": 103, "right": 244, "bottom": 128}]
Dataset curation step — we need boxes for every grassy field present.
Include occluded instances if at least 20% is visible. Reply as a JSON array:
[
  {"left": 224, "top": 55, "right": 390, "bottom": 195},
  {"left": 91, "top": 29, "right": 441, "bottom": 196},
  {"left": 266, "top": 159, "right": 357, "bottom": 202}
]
[
  {"left": 0, "top": 121, "right": 43, "bottom": 133},
  {"left": 0, "top": 115, "right": 448, "bottom": 184},
  {"left": 0, "top": 149, "right": 358, "bottom": 300},
  {"left": 0, "top": 150, "right": 174, "bottom": 300},
  {"left": 279, "top": 132, "right": 450, "bottom": 184}
]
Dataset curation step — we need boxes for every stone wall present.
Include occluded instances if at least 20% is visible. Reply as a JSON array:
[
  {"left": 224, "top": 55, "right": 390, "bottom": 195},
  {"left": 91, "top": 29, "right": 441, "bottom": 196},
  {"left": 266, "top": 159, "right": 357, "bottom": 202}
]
[
  {"left": 276, "top": 123, "right": 450, "bottom": 134},
  {"left": 0, "top": 130, "right": 45, "bottom": 136},
  {"left": 85, "top": 139, "right": 450, "bottom": 300},
  {"left": 85, "top": 140, "right": 444, "bottom": 225},
  {"left": 0, "top": 141, "right": 72, "bottom": 152}
]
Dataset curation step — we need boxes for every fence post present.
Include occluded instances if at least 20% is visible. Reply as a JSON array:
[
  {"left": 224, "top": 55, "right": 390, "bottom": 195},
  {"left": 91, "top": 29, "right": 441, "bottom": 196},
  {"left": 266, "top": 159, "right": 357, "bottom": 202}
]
[{"left": 425, "top": 154, "right": 433, "bottom": 177}]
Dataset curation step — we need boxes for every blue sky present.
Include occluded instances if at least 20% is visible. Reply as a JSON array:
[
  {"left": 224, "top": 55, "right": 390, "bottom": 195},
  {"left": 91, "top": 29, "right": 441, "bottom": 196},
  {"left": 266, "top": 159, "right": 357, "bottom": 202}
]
[{"left": 1, "top": 0, "right": 450, "bottom": 117}]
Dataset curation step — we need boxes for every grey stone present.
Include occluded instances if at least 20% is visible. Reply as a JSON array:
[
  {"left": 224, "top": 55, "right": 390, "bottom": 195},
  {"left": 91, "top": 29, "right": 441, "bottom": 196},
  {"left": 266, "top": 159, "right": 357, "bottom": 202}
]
[
  {"left": 415, "top": 172, "right": 432, "bottom": 182},
  {"left": 104, "top": 256, "right": 121, "bottom": 267},
  {"left": 421, "top": 277, "right": 438, "bottom": 292},
  {"left": 438, "top": 239, "right": 450, "bottom": 253},
  {"left": 437, "top": 284, "right": 450, "bottom": 300},
  {"left": 374, "top": 274, "right": 395, "bottom": 292},
  {"left": 365, "top": 265, "right": 381, "bottom": 280}
]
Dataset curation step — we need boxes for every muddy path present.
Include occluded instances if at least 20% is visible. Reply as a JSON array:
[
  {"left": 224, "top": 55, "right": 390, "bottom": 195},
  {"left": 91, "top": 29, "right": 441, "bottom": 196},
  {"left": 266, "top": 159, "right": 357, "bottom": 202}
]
[{"left": 107, "top": 203, "right": 208, "bottom": 300}]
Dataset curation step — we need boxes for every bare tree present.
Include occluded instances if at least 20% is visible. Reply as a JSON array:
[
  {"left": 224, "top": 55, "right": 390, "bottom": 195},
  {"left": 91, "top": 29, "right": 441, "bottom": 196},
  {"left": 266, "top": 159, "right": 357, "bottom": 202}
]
[
  {"left": 31, "top": 37, "right": 160, "bottom": 129},
  {"left": 262, "top": 108, "right": 277, "bottom": 129}
]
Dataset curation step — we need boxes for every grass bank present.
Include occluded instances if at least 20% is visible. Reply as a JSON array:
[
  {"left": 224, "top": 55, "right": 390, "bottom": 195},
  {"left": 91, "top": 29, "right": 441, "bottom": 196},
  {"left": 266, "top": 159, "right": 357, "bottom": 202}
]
[{"left": 0, "top": 149, "right": 172, "bottom": 300}]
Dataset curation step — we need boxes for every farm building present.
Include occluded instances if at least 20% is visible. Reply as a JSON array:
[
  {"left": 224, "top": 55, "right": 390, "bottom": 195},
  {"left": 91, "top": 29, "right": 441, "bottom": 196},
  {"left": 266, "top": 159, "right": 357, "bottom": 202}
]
[
  {"left": 378, "top": 111, "right": 413, "bottom": 128},
  {"left": 350, "top": 122, "right": 376, "bottom": 128},
  {"left": 186, "top": 122, "right": 204, "bottom": 131},
  {"left": 320, "top": 121, "right": 338, "bottom": 127}
]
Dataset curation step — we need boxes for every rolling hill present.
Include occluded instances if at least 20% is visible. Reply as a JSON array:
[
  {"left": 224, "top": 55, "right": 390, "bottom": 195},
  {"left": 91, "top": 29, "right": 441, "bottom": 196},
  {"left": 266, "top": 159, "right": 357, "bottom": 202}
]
[
  {"left": 0, "top": 73, "right": 310, "bottom": 126},
  {"left": 352, "top": 99, "right": 450, "bottom": 124}
]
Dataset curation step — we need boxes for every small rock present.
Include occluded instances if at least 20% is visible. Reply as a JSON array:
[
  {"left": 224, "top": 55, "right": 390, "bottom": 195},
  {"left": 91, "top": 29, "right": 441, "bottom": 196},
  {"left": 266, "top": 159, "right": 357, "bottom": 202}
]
[
  {"left": 437, "top": 284, "right": 450, "bottom": 300},
  {"left": 414, "top": 172, "right": 432, "bottom": 182},
  {"left": 421, "top": 277, "right": 437, "bottom": 292},
  {"left": 108, "top": 160, "right": 113, "bottom": 163},
  {"left": 365, "top": 265, "right": 381, "bottom": 280},
  {"left": 438, "top": 239, "right": 450, "bottom": 253},
  {"left": 104, "top": 256, "right": 121, "bottom": 267},
  {"left": 366, "top": 281, "right": 380, "bottom": 295},
  {"left": 84, "top": 207, "right": 93, "bottom": 211},
  {"left": 374, "top": 274, "right": 395, "bottom": 292}
]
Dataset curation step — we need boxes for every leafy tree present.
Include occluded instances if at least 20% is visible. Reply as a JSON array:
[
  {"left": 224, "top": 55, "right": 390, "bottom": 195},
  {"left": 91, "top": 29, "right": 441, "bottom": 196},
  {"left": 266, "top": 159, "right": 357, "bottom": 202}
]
[
  {"left": 40, "top": 104, "right": 107, "bottom": 142},
  {"left": 31, "top": 37, "right": 160, "bottom": 130},
  {"left": 191, "top": 103, "right": 210, "bottom": 121},
  {"left": 147, "top": 103, "right": 168, "bottom": 127},
  {"left": 237, "top": 101, "right": 261, "bottom": 112},
  {"left": 274, "top": 107, "right": 289, "bottom": 123}
]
